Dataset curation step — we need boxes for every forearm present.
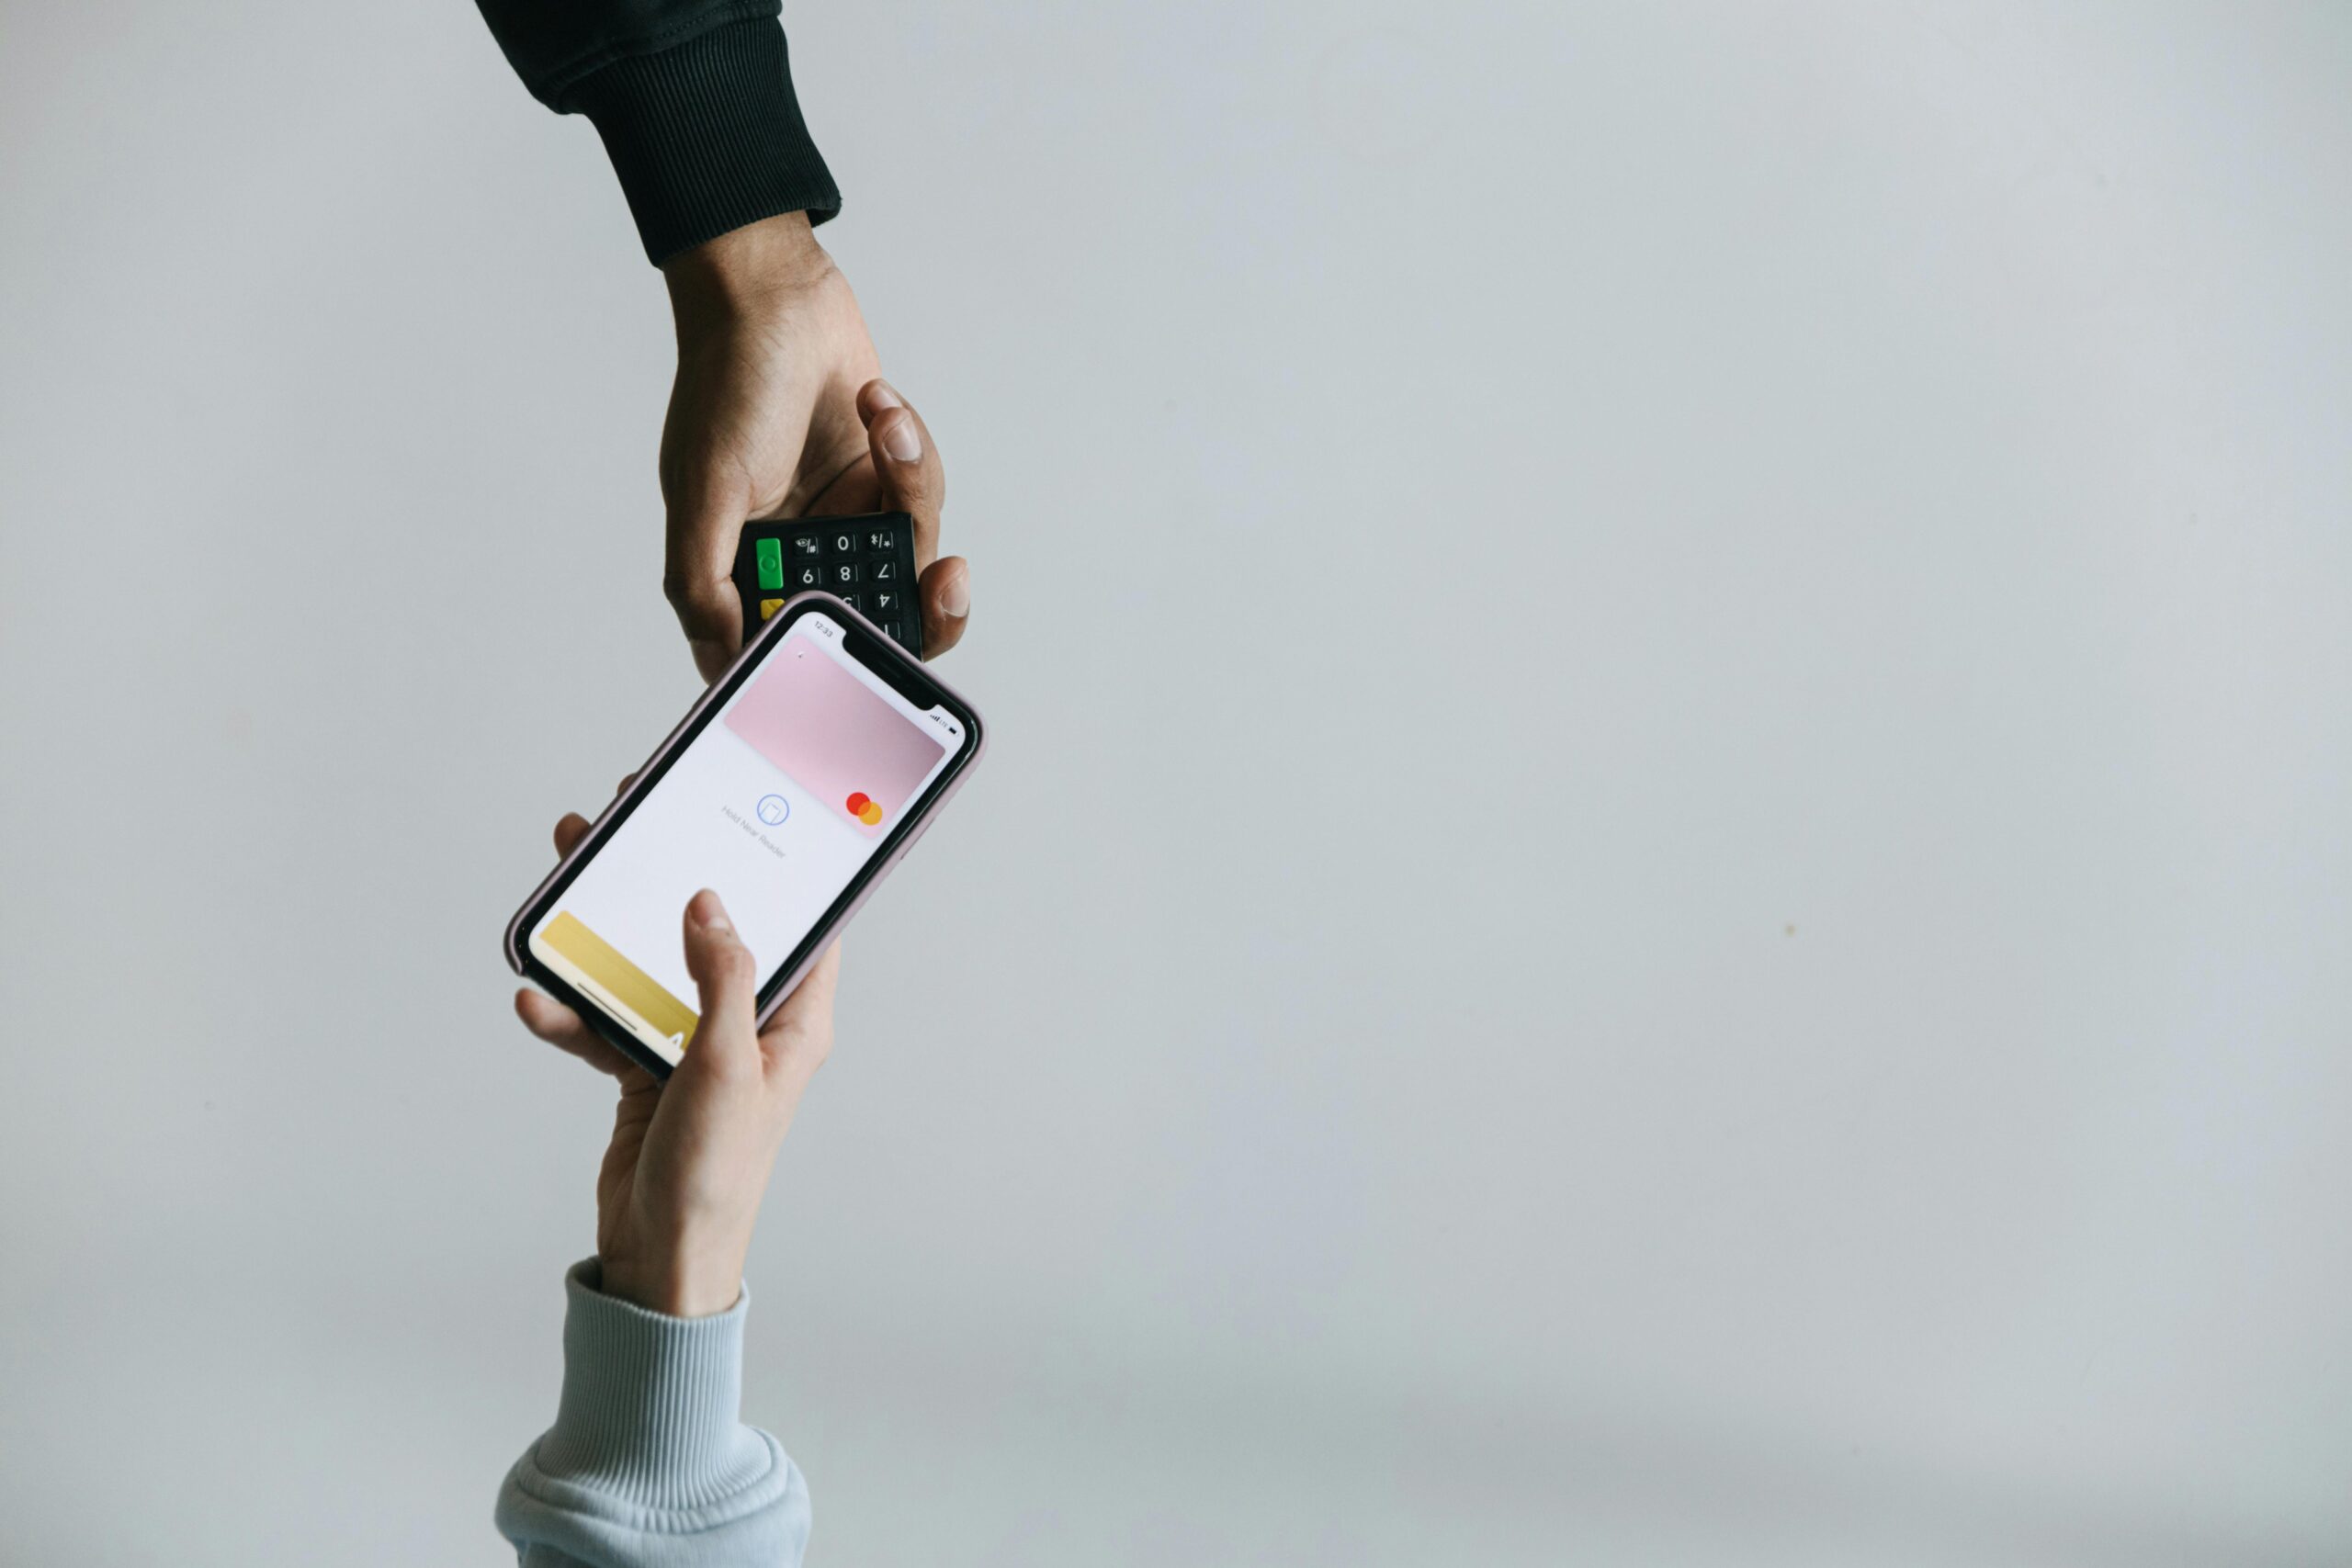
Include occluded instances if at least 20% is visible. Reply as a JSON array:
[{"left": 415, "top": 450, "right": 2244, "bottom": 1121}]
[
  {"left": 473, "top": 0, "right": 839, "bottom": 264},
  {"left": 496, "top": 1260, "right": 809, "bottom": 1568}
]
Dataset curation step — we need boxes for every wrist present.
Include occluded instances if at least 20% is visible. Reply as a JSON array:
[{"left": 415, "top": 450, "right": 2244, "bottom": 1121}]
[
  {"left": 663, "top": 212, "right": 831, "bottom": 330},
  {"left": 599, "top": 1240, "right": 747, "bottom": 1320}
]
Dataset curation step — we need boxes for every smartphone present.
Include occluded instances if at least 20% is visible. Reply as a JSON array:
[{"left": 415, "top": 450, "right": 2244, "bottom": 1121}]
[{"left": 504, "top": 592, "right": 985, "bottom": 1078}]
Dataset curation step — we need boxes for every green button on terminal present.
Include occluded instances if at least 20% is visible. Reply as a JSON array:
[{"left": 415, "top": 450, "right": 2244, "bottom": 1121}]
[{"left": 733, "top": 513, "right": 923, "bottom": 657}]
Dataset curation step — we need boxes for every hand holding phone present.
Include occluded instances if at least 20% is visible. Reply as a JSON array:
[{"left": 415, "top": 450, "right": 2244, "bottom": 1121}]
[
  {"left": 506, "top": 593, "right": 984, "bottom": 1077},
  {"left": 516, "top": 869, "right": 838, "bottom": 1318},
  {"left": 505, "top": 367, "right": 984, "bottom": 1314}
]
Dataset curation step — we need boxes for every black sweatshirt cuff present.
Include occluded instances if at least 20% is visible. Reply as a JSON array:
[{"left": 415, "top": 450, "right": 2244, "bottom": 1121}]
[{"left": 565, "top": 18, "right": 841, "bottom": 266}]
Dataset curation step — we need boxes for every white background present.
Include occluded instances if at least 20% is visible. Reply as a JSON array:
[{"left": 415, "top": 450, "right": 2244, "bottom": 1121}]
[{"left": 2, "top": 3, "right": 2347, "bottom": 1563}]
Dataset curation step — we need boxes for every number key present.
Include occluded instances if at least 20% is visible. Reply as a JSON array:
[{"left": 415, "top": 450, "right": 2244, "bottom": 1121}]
[{"left": 831, "top": 561, "right": 864, "bottom": 587}]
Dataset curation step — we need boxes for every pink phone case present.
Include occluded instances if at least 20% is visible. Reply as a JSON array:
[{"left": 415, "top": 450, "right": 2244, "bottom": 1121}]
[{"left": 502, "top": 590, "right": 987, "bottom": 1042}]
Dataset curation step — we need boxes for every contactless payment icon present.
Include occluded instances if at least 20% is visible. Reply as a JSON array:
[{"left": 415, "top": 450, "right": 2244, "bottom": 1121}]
[{"left": 844, "top": 792, "right": 884, "bottom": 827}]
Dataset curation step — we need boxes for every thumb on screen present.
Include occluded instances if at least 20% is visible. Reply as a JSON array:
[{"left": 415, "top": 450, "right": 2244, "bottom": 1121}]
[{"left": 680, "top": 889, "right": 760, "bottom": 1078}]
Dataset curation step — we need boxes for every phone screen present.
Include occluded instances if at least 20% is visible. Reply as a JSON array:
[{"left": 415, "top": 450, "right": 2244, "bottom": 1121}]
[{"left": 523, "top": 606, "right": 971, "bottom": 1066}]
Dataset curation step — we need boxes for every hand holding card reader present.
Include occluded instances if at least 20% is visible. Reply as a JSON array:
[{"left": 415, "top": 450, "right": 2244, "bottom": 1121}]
[{"left": 735, "top": 513, "right": 922, "bottom": 655}]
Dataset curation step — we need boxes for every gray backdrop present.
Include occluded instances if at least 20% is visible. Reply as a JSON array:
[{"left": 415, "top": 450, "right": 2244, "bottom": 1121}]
[{"left": 3, "top": 3, "right": 2347, "bottom": 1563}]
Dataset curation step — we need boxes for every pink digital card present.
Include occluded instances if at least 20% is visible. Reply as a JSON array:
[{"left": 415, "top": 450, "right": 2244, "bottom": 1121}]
[{"left": 722, "top": 628, "right": 948, "bottom": 836}]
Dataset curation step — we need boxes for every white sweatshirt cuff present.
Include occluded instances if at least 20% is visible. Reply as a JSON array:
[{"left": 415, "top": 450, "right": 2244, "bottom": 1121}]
[
  {"left": 497, "top": 1259, "right": 811, "bottom": 1564},
  {"left": 524, "top": 1258, "right": 786, "bottom": 1515}
]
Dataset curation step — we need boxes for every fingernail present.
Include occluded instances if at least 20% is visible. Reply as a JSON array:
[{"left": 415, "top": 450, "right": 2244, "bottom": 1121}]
[
  {"left": 881, "top": 411, "right": 922, "bottom": 463},
  {"left": 940, "top": 572, "right": 969, "bottom": 618},
  {"left": 867, "top": 380, "right": 904, "bottom": 411},
  {"left": 692, "top": 891, "right": 733, "bottom": 934}
]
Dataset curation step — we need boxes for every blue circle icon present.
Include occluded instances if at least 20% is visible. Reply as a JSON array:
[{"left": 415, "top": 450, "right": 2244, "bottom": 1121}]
[{"left": 755, "top": 795, "right": 789, "bottom": 826}]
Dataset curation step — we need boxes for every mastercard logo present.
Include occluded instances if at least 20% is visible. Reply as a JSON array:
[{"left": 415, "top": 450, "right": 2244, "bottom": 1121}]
[{"left": 844, "top": 792, "right": 885, "bottom": 827}]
